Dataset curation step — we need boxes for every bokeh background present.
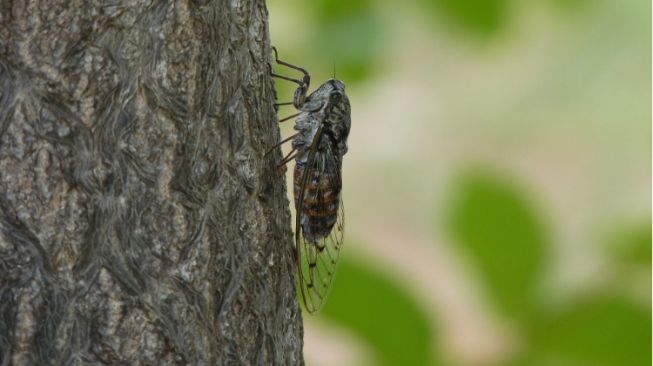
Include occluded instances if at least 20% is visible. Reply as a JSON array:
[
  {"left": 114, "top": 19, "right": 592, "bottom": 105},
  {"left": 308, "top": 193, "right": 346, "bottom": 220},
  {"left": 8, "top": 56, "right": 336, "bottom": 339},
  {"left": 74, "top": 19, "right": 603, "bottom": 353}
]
[{"left": 268, "top": 0, "right": 651, "bottom": 365}]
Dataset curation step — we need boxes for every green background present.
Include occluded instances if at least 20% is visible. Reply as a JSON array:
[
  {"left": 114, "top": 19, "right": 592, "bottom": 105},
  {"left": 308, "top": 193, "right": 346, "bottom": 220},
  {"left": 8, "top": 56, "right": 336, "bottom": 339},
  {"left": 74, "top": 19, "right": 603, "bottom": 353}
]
[{"left": 269, "top": 0, "right": 651, "bottom": 364}]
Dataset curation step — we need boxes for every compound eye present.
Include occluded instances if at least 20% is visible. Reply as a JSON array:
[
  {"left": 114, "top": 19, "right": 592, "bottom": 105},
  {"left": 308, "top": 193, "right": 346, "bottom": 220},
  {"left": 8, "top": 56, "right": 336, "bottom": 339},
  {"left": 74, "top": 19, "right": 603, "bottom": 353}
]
[{"left": 330, "top": 92, "right": 341, "bottom": 103}]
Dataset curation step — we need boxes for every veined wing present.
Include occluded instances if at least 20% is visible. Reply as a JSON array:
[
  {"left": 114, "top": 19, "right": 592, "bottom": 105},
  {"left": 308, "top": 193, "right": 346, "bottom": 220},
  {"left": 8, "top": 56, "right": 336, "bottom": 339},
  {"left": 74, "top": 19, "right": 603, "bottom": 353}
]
[{"left": 294, "top": 127, "right": 345, "bottom": 314}]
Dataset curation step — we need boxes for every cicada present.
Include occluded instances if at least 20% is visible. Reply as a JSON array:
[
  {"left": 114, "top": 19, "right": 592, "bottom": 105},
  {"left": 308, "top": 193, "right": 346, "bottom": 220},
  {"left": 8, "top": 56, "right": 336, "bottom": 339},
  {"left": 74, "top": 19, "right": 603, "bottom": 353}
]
[{"left": 269, "top": 47, "right": 351, "bottom": 313}]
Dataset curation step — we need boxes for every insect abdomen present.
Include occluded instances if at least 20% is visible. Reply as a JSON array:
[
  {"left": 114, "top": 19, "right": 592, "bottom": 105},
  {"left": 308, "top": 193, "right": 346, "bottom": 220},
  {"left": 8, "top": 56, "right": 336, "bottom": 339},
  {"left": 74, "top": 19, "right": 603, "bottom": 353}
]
[{"left": 294, "top": 163, "right": 341, "bottom": 244}]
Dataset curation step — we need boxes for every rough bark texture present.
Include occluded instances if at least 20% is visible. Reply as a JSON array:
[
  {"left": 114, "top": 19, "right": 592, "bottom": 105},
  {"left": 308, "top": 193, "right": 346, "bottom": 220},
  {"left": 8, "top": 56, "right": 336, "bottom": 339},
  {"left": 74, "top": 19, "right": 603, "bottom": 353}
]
[{"left": 0, "top": 0, "right": 303, "bottom": 364}]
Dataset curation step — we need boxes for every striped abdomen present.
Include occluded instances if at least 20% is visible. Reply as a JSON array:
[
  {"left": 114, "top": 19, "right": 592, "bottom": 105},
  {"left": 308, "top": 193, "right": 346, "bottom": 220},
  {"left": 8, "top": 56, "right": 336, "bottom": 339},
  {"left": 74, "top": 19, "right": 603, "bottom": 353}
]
[{"left": 294, "top": 163, "right": 341, "bottom": 244}]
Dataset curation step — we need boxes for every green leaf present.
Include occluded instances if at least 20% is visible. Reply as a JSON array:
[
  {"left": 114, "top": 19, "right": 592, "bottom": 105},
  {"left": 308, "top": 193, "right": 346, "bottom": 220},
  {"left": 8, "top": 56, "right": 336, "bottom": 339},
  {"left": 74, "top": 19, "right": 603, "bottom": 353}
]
[
  {"left": 524, "top": 296, "right": 651, "bottom": 366},
  {"left": 547, "top": 0, "right": 589, "bottom": 12},
  {"left": 304, "top": 0, "right": 382, "bottom": 82},
  {"left": 425, "top": 0, "right": 509, "bottom": 35},
  {"left": 607, "top": 222, "right": 651, "bottom": 267},
  {"left": 445, "top": 170, "right": 548, "bottom": 318},
  {"left": 311, "top": 15, "right": 381, "bottom": 82},
  {"left": 310, "top": 0, "right": 374, "bottom": 22},
  {"left": 321, "top": 256, "right": 438, "bottom": 366}
]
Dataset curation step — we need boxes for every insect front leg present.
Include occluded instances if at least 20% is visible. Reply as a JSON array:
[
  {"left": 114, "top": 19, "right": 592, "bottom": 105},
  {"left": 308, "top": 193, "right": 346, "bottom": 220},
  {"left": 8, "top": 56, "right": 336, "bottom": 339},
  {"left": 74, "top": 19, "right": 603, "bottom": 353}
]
[{"left": 270, "top": 47, "right": 311, "bottom": 109}]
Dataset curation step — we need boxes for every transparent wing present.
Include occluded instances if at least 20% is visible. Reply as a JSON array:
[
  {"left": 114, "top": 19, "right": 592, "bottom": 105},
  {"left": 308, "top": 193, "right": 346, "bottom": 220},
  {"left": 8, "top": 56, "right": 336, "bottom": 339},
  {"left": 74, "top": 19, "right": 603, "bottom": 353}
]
[
  {"left": 295, "top": 149, "right": 345, "bottom": 314},
  {"left": 296, "top": 196, "right": 344, "bottom": 313}
]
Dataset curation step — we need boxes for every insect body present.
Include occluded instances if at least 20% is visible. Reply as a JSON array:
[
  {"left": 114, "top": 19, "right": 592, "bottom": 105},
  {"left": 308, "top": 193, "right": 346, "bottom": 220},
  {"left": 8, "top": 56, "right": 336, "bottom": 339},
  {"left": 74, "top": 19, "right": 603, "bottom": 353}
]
[{"left": 269, "top": 48, "right": 350, "bottom": 313}]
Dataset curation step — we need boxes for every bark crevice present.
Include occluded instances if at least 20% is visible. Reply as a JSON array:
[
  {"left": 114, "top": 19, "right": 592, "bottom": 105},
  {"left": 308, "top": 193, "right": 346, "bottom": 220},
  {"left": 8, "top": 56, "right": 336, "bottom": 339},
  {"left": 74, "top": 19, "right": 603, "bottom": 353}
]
[{"left": 0, "top": 0, "right": 302, "bottom": 364}]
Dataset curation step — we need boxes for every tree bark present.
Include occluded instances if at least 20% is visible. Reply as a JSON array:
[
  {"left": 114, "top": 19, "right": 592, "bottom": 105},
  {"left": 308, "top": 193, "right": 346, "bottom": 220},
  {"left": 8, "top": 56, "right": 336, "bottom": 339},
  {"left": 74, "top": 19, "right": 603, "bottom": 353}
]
[{"left": 0, "top": 0, "right": 303, "bottom": 364}]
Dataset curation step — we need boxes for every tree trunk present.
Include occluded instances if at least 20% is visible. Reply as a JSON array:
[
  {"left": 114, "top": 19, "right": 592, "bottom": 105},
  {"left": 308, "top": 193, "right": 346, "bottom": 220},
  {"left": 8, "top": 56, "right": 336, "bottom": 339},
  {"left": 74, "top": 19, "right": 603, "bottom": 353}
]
[{"left": 0, "top": 0, "right": 303, "bottom": 364}]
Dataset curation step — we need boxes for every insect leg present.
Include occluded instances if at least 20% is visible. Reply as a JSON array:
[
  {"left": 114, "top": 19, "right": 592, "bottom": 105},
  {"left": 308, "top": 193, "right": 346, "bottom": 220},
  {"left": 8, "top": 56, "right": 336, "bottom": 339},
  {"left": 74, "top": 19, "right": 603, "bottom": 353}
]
[
  {"left": 269, "top": 70, "right": 308, "bottom": 109},
  {"left": 274, "top": 102, "right": 294, "bottom": 108},
  {"left": 276, "top": 149, "right": 298, "bottom": 174},
  {"left": 268, "top": 61, "right": 304, "bottom": 85},
  {"left": 265, "top": 132, "right": 299, "bottom": 156},
  {"left": 270, "top": 47, "right": 311, "bottom": 109},
  {"left": 279, "top": 112, "right": 300, "bottom": 123},
  {"left": 272, "top": 47, "right": 310, "bottom": 80},
  {"left": 269, "top": 70, "right": 303, "bottom": 85},
  {"left": 278, "top": 149, "right": 298, "bottom": 167}
]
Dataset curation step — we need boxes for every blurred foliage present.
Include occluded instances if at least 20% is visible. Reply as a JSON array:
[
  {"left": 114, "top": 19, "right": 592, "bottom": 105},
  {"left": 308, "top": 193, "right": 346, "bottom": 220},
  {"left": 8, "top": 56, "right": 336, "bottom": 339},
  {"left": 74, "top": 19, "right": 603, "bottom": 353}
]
[
  {"left": 310, "top": 16, "right": 381, "bottom": 82},
  {"left": 269, "top": 0, "right": 381, "bottom": 108},
  {"left": 321, "top": 257, "right": 437, "bottom": 366},
  {"left": 306, "top": 0, "right": 382, "bottom": 82},
  {"left": 425, "top": 0, "right": 509, "bottom": 35},
  {"left": 271, "top": 0, "right": 592, "bottom": 90},
  {"left": 445, "top": 170, "right": 548, "bottom": 319},
  {"left": 519, "top": 296, "right": 651, "bottom": 366},
  {"left": 321, "top": 173, "right": 650, "bottom": 366},
  {"left": 443, "top": 169, "right": 651, "bottom": 366},
  {"left": 422, "top": 0, "right": 588, "bottom": 36},
  {"left": 607, "top": 223, "right": 651, "bottom": 268},
  {"left": 270, "top": 0, "right": 650, "bottom": 364},
  {"left": 548, "top": 0, "right": 589, "bottom": 11}
]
